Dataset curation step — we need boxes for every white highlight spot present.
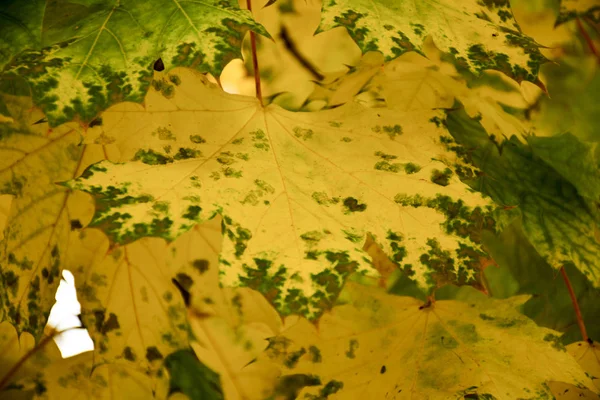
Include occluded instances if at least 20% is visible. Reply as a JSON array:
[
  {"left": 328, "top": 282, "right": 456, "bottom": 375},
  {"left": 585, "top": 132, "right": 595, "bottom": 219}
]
[{"left": 46, "top": 270, "right": 94, "bottom": 358}]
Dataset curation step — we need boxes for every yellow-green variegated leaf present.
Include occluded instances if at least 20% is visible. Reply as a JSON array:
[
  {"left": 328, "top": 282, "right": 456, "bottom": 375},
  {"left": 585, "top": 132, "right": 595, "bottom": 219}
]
[
  {"left": 188, "top": 287, "right": 282, "bottom": 400},
  {"left": 567, "top": 341, "right": 600, "bottom": 391},
  {"left": 68, "top": 228, "right": 190, "bottom": 373},
  {"left": 0, "top": 321, "right": 160, "bottom": 399},
  {"left": 1, "top": 0, "right": 268, "bottom": 126},
  {"left": 69, "top": 67, "right": 499, "bottom": 319},
  {"left": 0, "top": 95, "right": 104, "bottom": 337},
  {"left": 262, "top": 282, "right": 597, "bottom": 399},
  {"left": 318, "top": 0, "right": 547, "bottom": 85},
  {"left": 169, "top": 217, "right": 282, "bottom": 399}
]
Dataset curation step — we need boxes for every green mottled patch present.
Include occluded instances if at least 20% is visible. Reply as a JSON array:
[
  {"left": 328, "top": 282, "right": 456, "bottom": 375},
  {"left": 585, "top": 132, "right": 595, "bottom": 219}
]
[
  {"left": 329, "top": 121, "right": 342, "bottom": 127},
  {"left": 430, "top": 116, "right": 444, "bottom": 127},
  {"left": 312, "top": 191, "right": 339, "bottom": 206},
  {"left": 308, "top": 345, "right": 322, "bottom": 363},
  {"left": 154, "top": 127, "right": 176, "bottom": 141},
  {"left": 222, "top": 219, "right": 252, "bottom": 258},
  {"left": 189, "top": 134, "right": 206, "bottom": 144},
  {"left": 404, "top": 162, "right": 421, "bottom": 174},
  {"left": 134, "top": 149, "right": 172, "bottom": 165},
  {"left": 240, "top": 258, "right": 287, "bottom": 309},
  {"left": 217, "top": 151, "right": 236, "bottom": 165},
  {"left": 153, "top": 201, "right": 170, "bottom": 213},
  {"left": 430, "top": 168, "right": 453, "bottom": 186},
  {"left": 285, "top": 348, "right": 307, "bottom": 368},
  {"left": 192, "top": 259, "right": 209, "bottom": 274},
  {"left": 174, "top": 147, "right": 201, "bottom": 160},
  {"left": 341, "top": 137, "right": 352, "bottom": 142},
  {"left": 342, "top": 230, "right": 363, "bottom": 243},
  {"left": 182, "top": 205, "right": 202, "bottom": 220},
  {"left": 241, "top": 192, "right": 259, "bottom": 206},
  {"left": 300, "top": 230, "right": 326, "bottom": 244},
  {"left": 342, "top": 197, "right": 367, "bottom": 213},
  {"left": 387, "top": 230, "right": 408, "bottom": 265},
  {"left": 293, "top": 126, "right": 314, "bottom": 140},
  {"left": 374, "top": 151, "right": 397, "bottom": 160},
  {"left": 345, "top": 339, "right": 359, "bottom": 358},
  {"left": 372, "top": 124, "right": 402, "bottom": 140},
  {"left": 250, "top": 129, "right": 270, "bottom": 151},
  {"left": 255, "top": 179, "right": 275, "bottom": 194},
  {"left": 543, "top": 333, "right": 566, "bottom": 351},
  {"left": 410, "top": 22, "right": 425, "bottom": 36},
  {"left": 223, "top": 167, "right": 242, "bottom": 178},
  {"left": 375, "top": 160, "right": 402, "bottom": 173},
  {"left": 169, "top": 74, "right": 181, "bottom": 86}
]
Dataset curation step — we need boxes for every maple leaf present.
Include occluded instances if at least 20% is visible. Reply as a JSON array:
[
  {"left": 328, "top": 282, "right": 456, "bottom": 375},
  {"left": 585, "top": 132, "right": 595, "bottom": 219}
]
[
  {"left": 261, "top": 282, "right": 597, "bottom": 399},
  {"left": 0, "top": 0, "right": 269, "bottom": 126},
  {"left": 317, "top": 0, "right": 548, "bottom": 85},
  {"left": 68, "top": 229, "right": 191, "bottom": 372},
  {"left": 445, "top": 106, "right": 600, "bottom": 288},
  {"left": 188, "top": 287, "right": 282, "bottom": 400},
  {"left": 165, "top": 216, "right": 282, "bottom": 399},
  {"left": 482, "top": 220, "right": 600, "bottom": 344},
  {"left": 567, "top": 340, "right": 600, "bottom": 391},
  {"left": 0, "top": 321, "right": 161, "bottom": 398},
  {"left": 0, "top": 94, "right": 104, "bottom": 337},
  {"left": 68, "top": 67, "right": 499, "bottom": 319}
]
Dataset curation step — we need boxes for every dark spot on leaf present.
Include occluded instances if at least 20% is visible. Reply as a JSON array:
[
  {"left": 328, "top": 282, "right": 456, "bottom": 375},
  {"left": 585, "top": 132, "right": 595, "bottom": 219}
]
[
  {"left": 146, "top": 346, "right": 163, "bottom": 362},
  {"left": 101, "top": 313, "right": 120, "bottom": 334},
  {"left": 430, "top": 168, "right": 453, "bottom": 186},
  {"left": 343, "top": 197, "right": 367, "bottom": 212},
  {"left": 70, "top": 219, "right": 83, "bottom": 230},
  {"left": 123, "top": 346, "right": 136, "bottom": 361},
  {"left": 189, "top": 134, "right": 206, "bottom": 144},
  {"left": 380, "top": 365, "right": 386, "bottom": 374},
  {"left": 308, "top": 345, "right": 322, "bottom": 363},
  {"left": 182, "top": 205, "right": 202, "bottom": 220},
  {"left": 191, "top": 259, "right": 209, "bottom": 274},
  {"left": 51, "top": 245, "right": 59, "bottom": 258},
  {"left": 275, "top": 374, "right": 322, "bottom": 399},
  {"left": 154, "top": 58, "right": 165, "bottom": 71},
  {"left": 89, "top": 117, "right": 103, "bottom": 128},
  {"left": 172, "top": 278, "right": 191, "bottom": 306},
  {"left": 284, "top": 348, "right": 306, "bottom": 368}
]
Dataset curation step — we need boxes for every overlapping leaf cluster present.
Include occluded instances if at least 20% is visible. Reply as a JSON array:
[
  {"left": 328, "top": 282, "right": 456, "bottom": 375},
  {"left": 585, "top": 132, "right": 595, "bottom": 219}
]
[{"left": 1, "top": 0, "right": 599, "bottom": 399}]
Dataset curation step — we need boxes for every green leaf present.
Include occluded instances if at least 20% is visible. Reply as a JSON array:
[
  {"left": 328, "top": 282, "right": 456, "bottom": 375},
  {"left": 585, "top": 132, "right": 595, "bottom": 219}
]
[
  {"left": 1, "top": 0, "right": 269, "bottom": 126},
  {"left": 445, "top": 106, "right": 600, "bottom": 288},
  {"left": 67, "top": 68, "right": 498, "bottom": 319},
  {"left": 528, "top": 133, "right": 600, "bottom": 208},
  {"left": 164, "top": 349, "right": 225, "bottom": 400},
  {"left": 0, "top": 0, "right": 46, "bottom": 70},
  {"left": 318, "top": 0, "right": 548, "bottom": 84},
  {"left": 481, "top": 221, "right": 600, "bottom": 345}
]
